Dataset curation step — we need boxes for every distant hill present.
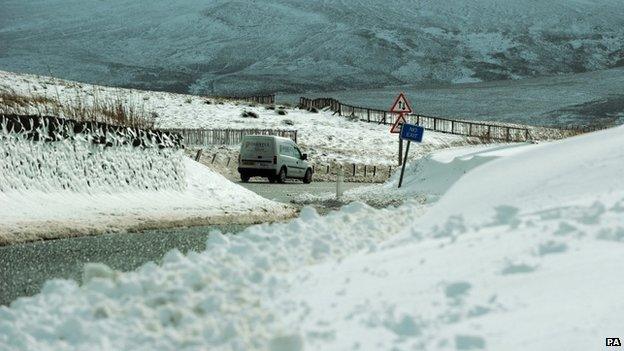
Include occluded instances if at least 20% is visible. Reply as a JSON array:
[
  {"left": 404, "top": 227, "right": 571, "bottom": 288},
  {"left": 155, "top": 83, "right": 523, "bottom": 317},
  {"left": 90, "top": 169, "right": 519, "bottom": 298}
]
[{"left": 1, "top": 0, "right": 623, "bottom": 95}]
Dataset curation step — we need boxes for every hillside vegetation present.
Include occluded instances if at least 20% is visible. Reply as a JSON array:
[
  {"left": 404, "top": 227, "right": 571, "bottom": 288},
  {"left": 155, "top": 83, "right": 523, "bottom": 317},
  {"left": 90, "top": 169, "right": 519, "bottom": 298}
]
[{"left": 1, "top": 0, "right": 623, "bottom": 94}]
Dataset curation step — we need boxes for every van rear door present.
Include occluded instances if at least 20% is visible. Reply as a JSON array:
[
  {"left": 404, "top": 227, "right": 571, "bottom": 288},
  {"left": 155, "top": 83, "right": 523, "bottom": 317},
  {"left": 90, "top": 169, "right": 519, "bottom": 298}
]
[{"left": 240, "top": 136, "right": 275, "bottom": 169}]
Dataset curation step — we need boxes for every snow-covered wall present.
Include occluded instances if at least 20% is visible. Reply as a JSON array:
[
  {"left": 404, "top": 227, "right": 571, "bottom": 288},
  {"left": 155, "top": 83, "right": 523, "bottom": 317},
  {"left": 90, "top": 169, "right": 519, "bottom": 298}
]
[{"left": 0, "top": 116, "right": 185, "bottom": 193}]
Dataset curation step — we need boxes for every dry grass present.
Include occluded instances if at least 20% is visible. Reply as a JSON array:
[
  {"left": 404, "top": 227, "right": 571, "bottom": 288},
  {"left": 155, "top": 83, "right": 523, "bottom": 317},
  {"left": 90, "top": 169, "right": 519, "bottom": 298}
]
[{"left": 0, "top": 89, "right": 155, "bottom": 129}]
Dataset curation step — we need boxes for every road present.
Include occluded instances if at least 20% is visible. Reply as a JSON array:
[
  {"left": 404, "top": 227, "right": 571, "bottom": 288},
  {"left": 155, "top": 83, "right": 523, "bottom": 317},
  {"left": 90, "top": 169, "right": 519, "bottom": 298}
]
[
  {"left": 0, "top": 224, "right": 250, "bottom": 306},
  {"left": 240, "top": 180, "right": 365, "bottom": 204},
  {"left": 0, "top": 181, "right": 365, "bottom": 306}
]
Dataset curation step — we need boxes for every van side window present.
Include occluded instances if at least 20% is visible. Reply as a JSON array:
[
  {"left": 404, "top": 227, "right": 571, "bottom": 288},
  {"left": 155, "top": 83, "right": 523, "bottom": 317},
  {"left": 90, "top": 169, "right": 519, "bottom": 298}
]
[{"left": 293, "top": 146, "right": 302, "bottom": 159}]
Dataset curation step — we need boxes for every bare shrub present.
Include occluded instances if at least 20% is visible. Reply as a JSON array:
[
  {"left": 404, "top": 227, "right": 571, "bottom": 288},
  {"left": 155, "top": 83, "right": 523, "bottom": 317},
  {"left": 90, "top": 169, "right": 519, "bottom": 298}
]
[
  {"left": 241, "top": 110, "right": 259, "bottom": 118},
  {"left": 0, "top": 90, "right": 155, "bottom": 129}
]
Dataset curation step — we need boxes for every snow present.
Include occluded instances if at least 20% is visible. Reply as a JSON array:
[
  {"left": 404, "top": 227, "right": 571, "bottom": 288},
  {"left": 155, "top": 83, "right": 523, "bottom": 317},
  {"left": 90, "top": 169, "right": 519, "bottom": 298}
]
[
  {"left": 0, "top": 129, "right": 293, "bottom": 244},
  {"left": 1, "top": 0, "right": 623, "bottom": 94},
  {"left": 0, "top": 70, "right": 474, "bottom": 165},
  {"left": 281, "top": 66, "right": 624, "bottom": 128},
  {"left": 423, "top": 125, "right": 624, "bottom": 224},
  {"left": 293, "top": 143, "right": 537, "bottom": 207},
  {"left": 2, "top": 120, "right": 623, "bottom": 349}
]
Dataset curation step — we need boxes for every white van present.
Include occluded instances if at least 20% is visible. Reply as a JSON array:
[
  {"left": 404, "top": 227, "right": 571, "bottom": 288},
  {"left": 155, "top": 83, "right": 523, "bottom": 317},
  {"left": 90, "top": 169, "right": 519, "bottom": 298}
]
[{"left": 238, "top": 135, "right": 313, "bottom": 183}]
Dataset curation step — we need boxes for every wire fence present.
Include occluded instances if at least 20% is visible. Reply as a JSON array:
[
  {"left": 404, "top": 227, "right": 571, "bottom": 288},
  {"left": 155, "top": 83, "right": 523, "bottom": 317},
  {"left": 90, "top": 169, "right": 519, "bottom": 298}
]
[
  {"left": 299, "top": 97, "right": 532, "bottom": 142},
  {"left": 298, "top": 96, "right": 612, "bottom": 141},
  {"left": 217, "top": 94, "right": 275, "bottom": 105}
]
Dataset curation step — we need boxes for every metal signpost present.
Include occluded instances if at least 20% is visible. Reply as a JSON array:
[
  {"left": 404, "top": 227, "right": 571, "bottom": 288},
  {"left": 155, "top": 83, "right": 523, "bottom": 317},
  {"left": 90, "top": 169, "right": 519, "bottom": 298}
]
[
  {"left": 398, "top": 123, "right": 425, "bottom": 188},
  {"left": 389, "top": 93, "right": 412, "bottom": 166}
]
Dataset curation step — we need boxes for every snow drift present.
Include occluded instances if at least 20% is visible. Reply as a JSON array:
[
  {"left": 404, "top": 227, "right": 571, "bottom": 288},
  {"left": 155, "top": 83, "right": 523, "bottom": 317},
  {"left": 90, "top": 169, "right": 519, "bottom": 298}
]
[
  {"left": 1, "top": 126, "right": 623, "bottom": 350},
  {"left": 0, "top": 120, "right": 293, "bottom": 245}
]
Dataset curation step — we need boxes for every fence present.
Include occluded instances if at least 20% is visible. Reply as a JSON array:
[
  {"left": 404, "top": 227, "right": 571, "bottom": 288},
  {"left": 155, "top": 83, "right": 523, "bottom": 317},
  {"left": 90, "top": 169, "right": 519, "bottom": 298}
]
[
  {"left": 165, "top": 128, "right": 297, "bottom": 147},
  {"left": 198, "top": 150, "right": 395, "bottom": 183},
  {"left": 299, "top": 97, "right": 532, "bottom": 142},
  {"left": 219, "top": 94, "right": 276, "bottom": 105}
]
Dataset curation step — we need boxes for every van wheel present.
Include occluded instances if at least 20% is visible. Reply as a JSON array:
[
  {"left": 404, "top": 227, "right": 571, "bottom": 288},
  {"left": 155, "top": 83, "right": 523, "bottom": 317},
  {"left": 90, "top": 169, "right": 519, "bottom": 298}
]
[
  {"left": 277, "top": 167, "right": 287, "bottom": 183},
  {"left": 303, "top": 169, "right": 312, "bottom": 184},
  {"left": 241, "top": 174, "right": 250, "bottom": 183}
]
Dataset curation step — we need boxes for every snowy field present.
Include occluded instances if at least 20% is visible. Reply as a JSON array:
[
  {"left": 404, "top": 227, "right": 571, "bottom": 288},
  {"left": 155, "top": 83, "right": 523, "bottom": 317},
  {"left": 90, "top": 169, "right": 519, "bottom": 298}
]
[
  {"left": 0, "top": 70, "right": 476, "bottom": 165},
  {"left": 2, "top": 123, "right": 622, "bottom": 350},
  {"left": 282, "top": 67, "right": 624, "bottom": 128}
]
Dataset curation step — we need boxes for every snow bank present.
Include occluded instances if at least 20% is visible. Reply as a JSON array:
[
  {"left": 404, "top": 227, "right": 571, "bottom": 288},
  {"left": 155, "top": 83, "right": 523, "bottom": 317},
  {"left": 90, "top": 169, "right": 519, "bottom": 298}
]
[
  {"left": 0, "top": 203, "right": 423, "bottom": 350},
  {"left": 279, "top": 127, "right": 624, "bottom": 350},
  {"left": 293, "top": 143, "right": 537, "bottom": 207},
  {"left": 2, "top": 126, "right": 623, "bottom": 349},
  {"left": 0, "top": 126, "right": 293, "bottom": 245},
  {"left": 423, "top": 125, "right": 624, "bottom": 224}
]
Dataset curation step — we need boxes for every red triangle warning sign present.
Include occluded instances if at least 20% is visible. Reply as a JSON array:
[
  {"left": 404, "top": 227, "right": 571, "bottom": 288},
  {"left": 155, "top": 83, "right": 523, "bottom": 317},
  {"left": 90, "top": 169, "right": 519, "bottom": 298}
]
[
  {"left": 389, "top": 93, "right": 412, "bottom": 114},
  {"left": 390, "top": 114, "right": 407, "bottom": 134}
]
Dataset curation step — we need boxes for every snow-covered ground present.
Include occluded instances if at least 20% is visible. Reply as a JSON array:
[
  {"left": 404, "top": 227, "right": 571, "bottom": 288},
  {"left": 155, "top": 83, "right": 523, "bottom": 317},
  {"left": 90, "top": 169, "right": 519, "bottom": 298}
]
[
  {"left": 0, "top": 70, "right": 476, "bottom": 165},
  {"left": 282, "top": 66, "right": 624, "bottom": 128},
  {"left": 2, "top": 123, "right": 622, "bottom": 349},
  {"left": 294, "top": 143, "right": 535, "bottom": 207},
  {"left": 1, "top": 0, "right": 623, "bottom": 94},
  {"left": 0, "top": 127, "right": 293, "bottom": 244}
]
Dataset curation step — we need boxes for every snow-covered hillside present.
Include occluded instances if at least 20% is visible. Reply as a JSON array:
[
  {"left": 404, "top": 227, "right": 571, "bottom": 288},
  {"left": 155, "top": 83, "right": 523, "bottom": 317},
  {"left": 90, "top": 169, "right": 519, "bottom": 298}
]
[
  {"left": 285, "top": 66, "right": 624, "bottom": 128},
  {"left": 0, "top": 70, "right": 474, "bottom": 165},
  {"left": 1, "top": 0, "right": 623, "bottom": 94},
  {"left": 1, "top": 123, "right": 622, "bottom": 349}
]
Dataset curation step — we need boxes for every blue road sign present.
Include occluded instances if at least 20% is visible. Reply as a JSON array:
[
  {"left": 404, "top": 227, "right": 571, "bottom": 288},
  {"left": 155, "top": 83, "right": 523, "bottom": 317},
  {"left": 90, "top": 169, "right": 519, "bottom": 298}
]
[{"left": 400, "top": 123, "right": 424, "bottom": 143}]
